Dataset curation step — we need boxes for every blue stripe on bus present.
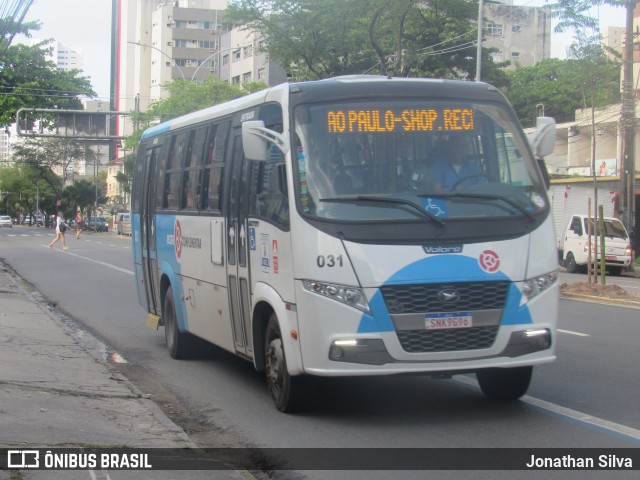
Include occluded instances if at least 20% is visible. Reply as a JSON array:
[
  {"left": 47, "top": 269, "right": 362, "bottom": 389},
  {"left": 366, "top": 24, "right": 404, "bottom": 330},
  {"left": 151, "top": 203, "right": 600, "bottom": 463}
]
[
  {"left": 357, "top": 255, "right": 532, "bottom": 333},
  {"left": 141, "top": 122, "right": 173, "bottom": 140}
]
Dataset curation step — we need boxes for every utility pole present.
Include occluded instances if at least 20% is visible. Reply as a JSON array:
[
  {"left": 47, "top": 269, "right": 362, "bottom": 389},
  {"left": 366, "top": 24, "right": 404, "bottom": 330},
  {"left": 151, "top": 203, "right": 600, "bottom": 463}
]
[
  {"left": 476, "top": 0, "right": 484, "bottom": 81},
  {"left": 621, "top": 1, "right": 636, "bottom": 245}
]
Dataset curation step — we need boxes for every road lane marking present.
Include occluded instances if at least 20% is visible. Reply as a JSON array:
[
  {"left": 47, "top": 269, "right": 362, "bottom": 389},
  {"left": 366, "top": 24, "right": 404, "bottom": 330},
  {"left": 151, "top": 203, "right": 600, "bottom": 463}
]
[
  {"left": 558, "top": 329, "right": 591, "bottom": 337},
  {"left": 42, "top": 245, "right": 134, "bottom": 276},
  {"left": 455, "top": 376, "right": 640, "bottom": 445}
]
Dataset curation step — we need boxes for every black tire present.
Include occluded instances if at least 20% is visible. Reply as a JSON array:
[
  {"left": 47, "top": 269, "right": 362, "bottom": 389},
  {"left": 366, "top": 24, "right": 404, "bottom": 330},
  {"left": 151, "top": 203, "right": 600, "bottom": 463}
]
[
  {"left": 265, "top": 313, "right": 307, "bottom": 412},
  {"left": 163, "top": 286, "right": 196, "bottom": 359},
  {"left": 564, "top": 252, "right": 578, "bottom": 273},
  {"left": 477, "top": 366, "right": 532, "bottom": 400}
]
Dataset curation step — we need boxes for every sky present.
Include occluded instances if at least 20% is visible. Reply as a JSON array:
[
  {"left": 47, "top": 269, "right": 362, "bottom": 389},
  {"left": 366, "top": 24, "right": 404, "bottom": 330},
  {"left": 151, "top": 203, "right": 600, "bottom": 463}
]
[
  {"left": 21, "top": 0, "right": 112, "bottom": 101},
  {"left": 15, "top": 0, "right": 629, "bottom": 102},
  {"left": 516, "top": 0, "right": 627, "bottom": 57}
]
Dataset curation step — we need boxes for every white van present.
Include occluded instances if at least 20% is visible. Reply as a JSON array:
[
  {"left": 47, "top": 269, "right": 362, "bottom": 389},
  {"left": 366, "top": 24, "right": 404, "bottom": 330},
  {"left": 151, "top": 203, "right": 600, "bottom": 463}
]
[
  {"left": 117, "top": 212, "right": 131, "bottom": 236},
  {"left": 560, "top": 214, "right": 632, "bottom": 275}
]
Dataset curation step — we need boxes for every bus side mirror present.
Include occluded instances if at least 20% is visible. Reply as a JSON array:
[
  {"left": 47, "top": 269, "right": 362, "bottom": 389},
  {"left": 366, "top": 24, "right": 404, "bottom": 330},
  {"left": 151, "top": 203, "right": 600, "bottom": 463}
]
[
  {"left": 242, "top": 120, "right": 289, "bottom": 162},
  {"left": 242, "top": 120, "right": 268, "bottom": 162},
  {"left": 529, "top": 117, "right": 556, "bottom": 157}
]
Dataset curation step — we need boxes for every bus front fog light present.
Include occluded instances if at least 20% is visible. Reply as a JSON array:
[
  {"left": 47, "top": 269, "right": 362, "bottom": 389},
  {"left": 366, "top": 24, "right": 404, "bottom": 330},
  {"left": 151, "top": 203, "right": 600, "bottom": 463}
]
[
  {"left": 525, "top": 328, "right": 551, "bottom": 348},
  {"left": 329, "top": 346, "right": 344, "bottom": 360},
  {"left": 330, "top": 339, "right": 358, "bottom": 360}
]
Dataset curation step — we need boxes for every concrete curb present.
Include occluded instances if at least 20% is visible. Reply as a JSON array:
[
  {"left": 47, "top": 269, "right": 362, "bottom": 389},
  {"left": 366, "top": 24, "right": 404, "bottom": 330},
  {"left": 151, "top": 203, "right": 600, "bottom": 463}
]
[{"left": 560, "top": 292, "right": 640, "bottom": 307}]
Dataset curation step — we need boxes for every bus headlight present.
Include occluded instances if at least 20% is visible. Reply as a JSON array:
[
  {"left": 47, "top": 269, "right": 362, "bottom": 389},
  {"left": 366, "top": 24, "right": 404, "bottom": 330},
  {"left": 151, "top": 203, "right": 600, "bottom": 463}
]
[
  {"left": 302, "top": 280, "right": 371, "bottom": 314},
  {"left": 521, "top": 271, "right": 558, "bottom": 303}
]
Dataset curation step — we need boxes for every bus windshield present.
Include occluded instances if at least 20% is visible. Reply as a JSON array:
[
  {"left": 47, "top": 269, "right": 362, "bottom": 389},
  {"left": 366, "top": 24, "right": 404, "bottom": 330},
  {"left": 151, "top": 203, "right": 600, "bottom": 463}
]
[{"left": 293, "top": 99, "right": 548, "bottom": 222}]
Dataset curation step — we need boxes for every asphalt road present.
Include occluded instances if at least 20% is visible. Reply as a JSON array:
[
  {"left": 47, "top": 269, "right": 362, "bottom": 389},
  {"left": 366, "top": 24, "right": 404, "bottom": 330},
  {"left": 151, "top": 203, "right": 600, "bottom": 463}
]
[{"left": 1, "top": 225, "right": 639, "bottom": 480}]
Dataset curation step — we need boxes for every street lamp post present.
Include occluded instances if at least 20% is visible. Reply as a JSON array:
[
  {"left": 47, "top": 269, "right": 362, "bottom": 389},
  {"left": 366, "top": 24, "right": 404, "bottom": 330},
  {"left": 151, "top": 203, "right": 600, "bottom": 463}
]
[
  {"left": 190, "top": 44, "right": 251, "bottom": 82},
  {"left": 128, "top": 40, "right": 185, "bottom": 80}
]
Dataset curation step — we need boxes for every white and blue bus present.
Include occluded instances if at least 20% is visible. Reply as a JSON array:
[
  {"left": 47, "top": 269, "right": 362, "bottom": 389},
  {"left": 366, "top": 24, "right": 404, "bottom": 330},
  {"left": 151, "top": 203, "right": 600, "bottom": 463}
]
[{"left": 132, "top": 76, "right": 558, "bottom": 412}]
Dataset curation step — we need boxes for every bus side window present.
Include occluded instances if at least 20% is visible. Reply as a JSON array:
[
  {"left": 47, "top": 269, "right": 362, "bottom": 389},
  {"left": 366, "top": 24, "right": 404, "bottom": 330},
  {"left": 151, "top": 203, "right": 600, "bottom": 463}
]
[
  {"left": 254, "top": 145, "right": 289, "bottom": 228},
  {"left": 181, "top": 127, "right": 207, "bottom": 210},
  {"left": 161, "top": 131, "right": 188, "bottom": 210},
  {"left": 202, "top": 121, "right": 229, "bottom": 212}
]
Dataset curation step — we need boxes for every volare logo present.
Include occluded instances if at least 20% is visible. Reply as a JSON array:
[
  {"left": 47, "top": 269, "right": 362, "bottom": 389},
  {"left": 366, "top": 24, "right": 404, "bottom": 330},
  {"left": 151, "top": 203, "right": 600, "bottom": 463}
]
[
  {"left": 423, "top": 245, "right": 463, "bottom": 254},
  {"left": 8, "top": 450, "right": 39, "bottom": 468}
]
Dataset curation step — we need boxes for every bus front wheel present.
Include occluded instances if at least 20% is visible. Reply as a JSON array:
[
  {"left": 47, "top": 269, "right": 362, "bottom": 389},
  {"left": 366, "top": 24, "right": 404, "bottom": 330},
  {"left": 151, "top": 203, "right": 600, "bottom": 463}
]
[
  {"left": 163, "top": 286, "right": 195, "bottom": 359},
  {"left": 476, "top": 366, "right": 532, "bottom": 400},
  {"left": 265, "top": 314, "right": 306, "bottom": 412}
]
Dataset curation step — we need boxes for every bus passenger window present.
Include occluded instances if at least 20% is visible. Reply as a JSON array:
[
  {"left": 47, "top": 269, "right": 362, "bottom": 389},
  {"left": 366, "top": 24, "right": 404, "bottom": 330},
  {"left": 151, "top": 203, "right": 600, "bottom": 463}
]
[
  {"left": 164, "top": 172, "right": 181, "bottom": 209},
  {"left": 182, "top": 170, "right": 200, "bottom": 210},
  {"left": 202, "top": 166, "right": 224, "bottom": 211}
]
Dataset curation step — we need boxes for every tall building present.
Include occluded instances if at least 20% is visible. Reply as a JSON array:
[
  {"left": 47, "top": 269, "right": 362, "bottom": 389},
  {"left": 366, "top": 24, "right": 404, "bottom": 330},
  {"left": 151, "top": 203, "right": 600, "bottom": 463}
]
[
  {"left": 115, "top": 0, "right": 230, "bottom": 137},
  {"left": 218, "top": 28, "right": 287, "bottom": 88},
  {"left": 113, "top": 0, "right": 288, "bottom": 140},
  {"left": 26, "top": 38, "right": 84, "bottom": 72},
  {"left": 483, "top": 0, "right": 552, "bottom": 68}
]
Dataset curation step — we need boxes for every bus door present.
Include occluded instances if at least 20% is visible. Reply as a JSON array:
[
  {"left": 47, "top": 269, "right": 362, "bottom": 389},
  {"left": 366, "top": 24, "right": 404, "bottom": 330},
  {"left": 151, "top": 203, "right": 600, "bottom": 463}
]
[
  {"left": 141, "top": 147, "right": 161, "bottom": 316},
  {"left": 226, "top": 133, "right": 253, "bottom": 357}
]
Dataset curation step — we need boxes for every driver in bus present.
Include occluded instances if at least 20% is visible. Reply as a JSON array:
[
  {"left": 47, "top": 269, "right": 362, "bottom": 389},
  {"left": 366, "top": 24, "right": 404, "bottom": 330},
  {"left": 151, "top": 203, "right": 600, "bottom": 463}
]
[{"left": 430, "top": 135, "right": 487, "bottom": 192}]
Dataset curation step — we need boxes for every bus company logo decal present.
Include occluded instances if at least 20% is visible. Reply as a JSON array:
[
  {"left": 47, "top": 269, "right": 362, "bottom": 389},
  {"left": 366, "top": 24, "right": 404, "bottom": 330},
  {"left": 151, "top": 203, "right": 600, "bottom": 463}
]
[
  {"left": 438, "top": 288, "right": 459, "bottom": 303},
  {"left": 479, "top": 250, "right": 500, "bottom": 273},
  {"left": 173, "top": 219, "right": 202, "bottom": 260},
  {"left": 423, "top": 244, "right": 463, "bottom": 254},
  {"left": 174, "top": 220, "right": 183, "bottom": 258}
]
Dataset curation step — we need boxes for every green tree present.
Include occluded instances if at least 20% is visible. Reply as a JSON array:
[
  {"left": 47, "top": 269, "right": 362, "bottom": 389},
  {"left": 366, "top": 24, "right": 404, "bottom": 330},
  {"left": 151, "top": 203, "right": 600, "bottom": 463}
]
[
  {"left": 10, "top": 137, "right": 97, "bottom": 196},
  {"left": 504, "top": 53, "right": 620, "bottom": 127},
  {"left": 548, "top": 0, "right": 627, "bottom": 34},
  {"left": 0, "top": 161, "right": 56, "bottom": 221},
  {"left": 227, "top": 0, "right": 510, "bottom": 86},
  {"left": 0, "top": 20, "right": 95, "bottom": 127},
  {"left": 127, "top": 78, "right": 259, "bottom": 148},
  {"left": 0, "top": 0, "right": 35, "bottom": 54},
  {"left": 61, "top": 179, "right": 101, "bottom": 219}
]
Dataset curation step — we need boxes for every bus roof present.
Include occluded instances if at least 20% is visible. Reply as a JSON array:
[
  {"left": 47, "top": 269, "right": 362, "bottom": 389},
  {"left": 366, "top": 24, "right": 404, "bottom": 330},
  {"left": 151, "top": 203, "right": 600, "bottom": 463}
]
[{"left": 140, "top": 76, "right": 507, "bottom": 140}]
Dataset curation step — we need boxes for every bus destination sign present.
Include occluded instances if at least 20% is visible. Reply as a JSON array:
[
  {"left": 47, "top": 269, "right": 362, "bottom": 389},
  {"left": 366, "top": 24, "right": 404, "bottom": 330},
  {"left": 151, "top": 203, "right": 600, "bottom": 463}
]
[{"left": 327, "top": 108, "right": 474, "bottom": 133}]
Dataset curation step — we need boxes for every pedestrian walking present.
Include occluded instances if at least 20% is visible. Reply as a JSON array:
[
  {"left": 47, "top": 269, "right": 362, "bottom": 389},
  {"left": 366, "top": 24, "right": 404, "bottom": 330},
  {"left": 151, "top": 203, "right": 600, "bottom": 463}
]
[
  {"left": 49, "top": 212, "right": 68, "bottom": 250},
  {"left": 75, "top": 211, "right": 84, "bottom": 239}
]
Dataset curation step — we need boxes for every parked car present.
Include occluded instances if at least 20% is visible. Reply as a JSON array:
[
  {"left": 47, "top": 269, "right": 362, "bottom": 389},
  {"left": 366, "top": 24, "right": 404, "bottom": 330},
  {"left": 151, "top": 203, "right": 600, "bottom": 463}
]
[
  {"left": 85, "top": 216, "right": 109, "bottom": 232},
  {"left": 0, "top": 215, "right": 13, "bottom": 228}
]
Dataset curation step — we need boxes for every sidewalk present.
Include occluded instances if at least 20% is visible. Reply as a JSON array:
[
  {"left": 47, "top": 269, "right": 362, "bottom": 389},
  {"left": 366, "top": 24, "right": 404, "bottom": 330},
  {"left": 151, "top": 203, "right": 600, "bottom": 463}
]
[{"left": 0, "top": 262, "right": 252, "bottom": 479}]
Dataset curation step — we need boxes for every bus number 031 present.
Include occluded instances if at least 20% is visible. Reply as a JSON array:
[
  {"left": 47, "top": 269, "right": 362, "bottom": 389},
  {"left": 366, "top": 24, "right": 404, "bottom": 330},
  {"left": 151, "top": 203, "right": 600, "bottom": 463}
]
[{"left": 317, "top": 255, "right": 343, "bottom": 268}]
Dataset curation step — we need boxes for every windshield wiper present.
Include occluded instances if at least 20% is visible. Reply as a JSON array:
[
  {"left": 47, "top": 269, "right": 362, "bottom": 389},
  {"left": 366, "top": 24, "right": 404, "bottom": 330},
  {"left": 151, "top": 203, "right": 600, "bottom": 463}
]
[
  {"left": 418, "top": 192, "right": 536, "bottom": 220},
  {"left": 319, "top": 195, "right": 446, "bottom": 226}
]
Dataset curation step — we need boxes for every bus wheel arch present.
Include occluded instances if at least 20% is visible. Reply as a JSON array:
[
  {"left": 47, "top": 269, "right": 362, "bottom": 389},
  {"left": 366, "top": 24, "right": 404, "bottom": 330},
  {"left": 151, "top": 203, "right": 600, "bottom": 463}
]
[
  {"left": 252, "top": 300, "right": 274, "bottom": 373},
  {"left": 160, "top": 275, "right": 195, "bottom": 359},
  {"left": 264, "top": 312, "right": 308, "bottom": 412}
]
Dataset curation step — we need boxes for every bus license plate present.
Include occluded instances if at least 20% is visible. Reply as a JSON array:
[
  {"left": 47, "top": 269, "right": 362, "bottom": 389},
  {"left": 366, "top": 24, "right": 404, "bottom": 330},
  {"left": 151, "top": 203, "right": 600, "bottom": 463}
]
[
  {"left": 605, "top": 256, "right": 616, "bottom": 261},
  {"left": 425, "top": 312, "right": 472, "bottom": 330}
]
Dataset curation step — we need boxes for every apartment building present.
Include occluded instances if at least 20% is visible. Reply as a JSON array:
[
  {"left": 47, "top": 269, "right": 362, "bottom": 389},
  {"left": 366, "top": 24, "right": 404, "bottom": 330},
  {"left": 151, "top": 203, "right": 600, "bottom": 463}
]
[{"left": 483, "top": 0, "right": 552, "bottom": 68}]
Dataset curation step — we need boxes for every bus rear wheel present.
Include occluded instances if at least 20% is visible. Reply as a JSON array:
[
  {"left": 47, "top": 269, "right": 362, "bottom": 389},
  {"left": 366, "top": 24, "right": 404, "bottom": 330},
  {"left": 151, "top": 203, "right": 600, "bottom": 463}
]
[
  {"left": 476, "top": 366, "right": 532, "bottom": 400},
  {"left": 163, "top": 286, "right": 195, "bottom": 359},
  {"left": 265, "top": 314, "right": 306, "bottom": 412}
]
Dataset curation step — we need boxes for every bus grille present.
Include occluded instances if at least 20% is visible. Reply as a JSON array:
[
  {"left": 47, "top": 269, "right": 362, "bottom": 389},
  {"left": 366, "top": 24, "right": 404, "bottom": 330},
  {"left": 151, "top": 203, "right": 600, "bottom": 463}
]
[
  {"left": 380, "top": 281, "right": 509, "bottom": 313},
  {"left": 380, "top": 282, "right": 509, "bottom": 353},
  {"left": 396, "top": 327, "right": 499, "bottom": 353}
]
